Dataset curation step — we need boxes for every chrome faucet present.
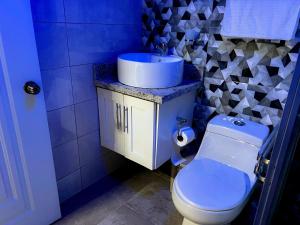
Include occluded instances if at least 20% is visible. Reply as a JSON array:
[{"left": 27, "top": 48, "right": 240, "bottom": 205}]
[{"left": 155, "top": 42, "right": 168, "bottom": 56}]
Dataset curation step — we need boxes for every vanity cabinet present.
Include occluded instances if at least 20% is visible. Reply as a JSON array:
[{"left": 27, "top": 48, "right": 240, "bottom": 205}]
[{"left": 97, "top": 88, "right": 195, "bottom": 170}]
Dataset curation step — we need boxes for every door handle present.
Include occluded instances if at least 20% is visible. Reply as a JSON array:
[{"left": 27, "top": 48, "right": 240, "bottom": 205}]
[{"left": 24, "top": 81, "right": 40, "bottom": 95}]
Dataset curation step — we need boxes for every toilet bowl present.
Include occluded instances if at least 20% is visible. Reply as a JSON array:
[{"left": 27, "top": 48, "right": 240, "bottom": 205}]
[{"left": 172, "top": 115, "right": 269, "bottom": 225}]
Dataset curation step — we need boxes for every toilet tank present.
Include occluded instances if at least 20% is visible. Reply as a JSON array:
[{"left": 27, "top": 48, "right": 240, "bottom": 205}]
[{"left": 197, "top": 115, "right": 269, "bottom": 183}]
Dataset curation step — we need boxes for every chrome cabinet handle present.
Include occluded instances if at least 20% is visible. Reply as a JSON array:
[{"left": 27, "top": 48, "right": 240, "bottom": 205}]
[
  {"left": 116, "top": 104, "right": 127, "bottom": 132},
  {"left": 116, "top": 103, "right": 122, "bottom": 130},
  {"left": 125, "top": 107, "right": 128, "bottom": 133},
  {"left": 116, "top": 103, "right": 120, "bottom": 130},
  {"left": 123, "top": 106, "right": 126, "bottom": 132},
  {"left": 119, "top": 104, "right": 122, "bottom": 131}
]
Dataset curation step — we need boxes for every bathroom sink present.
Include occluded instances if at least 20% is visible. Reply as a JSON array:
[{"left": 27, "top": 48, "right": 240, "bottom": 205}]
[{"left": 118, "top": 53, "right": 184, "bottom": 88}]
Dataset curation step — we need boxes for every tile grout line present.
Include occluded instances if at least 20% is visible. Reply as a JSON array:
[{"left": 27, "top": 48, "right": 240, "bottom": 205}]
[
  {"left": 56, "top": 168, "right": 81, "bottom": 183},
  {"left": 62, "top": 0, "right": 83, "bottom": 191},
  {"left": 40, "top": 62, "right": 93, "bottom": 72},
  {"left": 40, "top": 65, "right": 71, "bottom": 72},
  {"left": 46, "top": 97, "right": 98, "bottom": 113},
  {"left": 33, "top": 20, "right": 140, "bottom": 26},
  {"left": 51, "top": 127, "right": 100, "bottom": 151}
]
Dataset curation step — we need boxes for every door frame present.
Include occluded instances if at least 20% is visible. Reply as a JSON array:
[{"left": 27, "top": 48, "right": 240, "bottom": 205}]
[{"left": 253, "top": 50, "right": 300, "bottom": 225}]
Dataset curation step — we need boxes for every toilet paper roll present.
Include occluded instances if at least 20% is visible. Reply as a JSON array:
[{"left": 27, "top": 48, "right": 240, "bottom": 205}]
[{"left": 173, "top": 126, "right": 195, "bottom": 147}]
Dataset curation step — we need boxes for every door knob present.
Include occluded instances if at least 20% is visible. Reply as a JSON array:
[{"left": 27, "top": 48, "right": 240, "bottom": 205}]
[{"left": 24, "top": 81, "right": 40, "bottom": 95}]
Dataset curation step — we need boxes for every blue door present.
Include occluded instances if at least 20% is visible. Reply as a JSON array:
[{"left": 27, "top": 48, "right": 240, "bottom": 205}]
[{"left": 253, "top": 50, "right": 300, "bottom": 225}]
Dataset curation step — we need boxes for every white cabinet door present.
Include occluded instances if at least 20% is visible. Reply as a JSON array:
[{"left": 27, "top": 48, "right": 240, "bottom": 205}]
[
  {"left": 0, "top": 1, "right": 61, "bottom": 225},
  {"left": 124, "top": 95, "right": 156, "bottom": 170},
  {"left": 97, "top": 88, "right": 124, "bottom": 155}
]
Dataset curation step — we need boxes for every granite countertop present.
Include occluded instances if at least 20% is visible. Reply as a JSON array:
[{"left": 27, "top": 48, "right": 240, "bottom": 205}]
[{"left": 93, "top": 64, "right": 202, "bottom": 104}]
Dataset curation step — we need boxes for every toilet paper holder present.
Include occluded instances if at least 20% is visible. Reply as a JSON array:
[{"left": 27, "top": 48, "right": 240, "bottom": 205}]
[{"left": 176, "top": 117, "right": 188, "bottom": 137}]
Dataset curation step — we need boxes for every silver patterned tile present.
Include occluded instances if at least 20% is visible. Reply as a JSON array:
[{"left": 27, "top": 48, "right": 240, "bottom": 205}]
[{"left": 142, "top": 0, "right": 299, "bottom": 128}]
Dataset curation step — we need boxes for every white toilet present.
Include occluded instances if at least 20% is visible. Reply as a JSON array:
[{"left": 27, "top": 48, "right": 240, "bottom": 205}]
[{"left": 172, "top": 115, "right": 269, "bottom": 225}]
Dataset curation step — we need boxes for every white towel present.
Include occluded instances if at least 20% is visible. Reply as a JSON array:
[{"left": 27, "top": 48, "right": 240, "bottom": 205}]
[{"left": 220, "top": 0, "right": 300, "bottom": 40}]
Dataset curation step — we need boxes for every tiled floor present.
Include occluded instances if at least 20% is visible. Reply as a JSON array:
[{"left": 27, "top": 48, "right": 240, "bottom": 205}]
[{"left": 53, "top": 163, "right": 183, "bottom": 225}]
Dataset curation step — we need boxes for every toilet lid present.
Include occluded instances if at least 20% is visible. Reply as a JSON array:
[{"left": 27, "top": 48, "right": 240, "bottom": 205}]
[{"left": 174, "top": 158, "right": 250, "bottom": 211}]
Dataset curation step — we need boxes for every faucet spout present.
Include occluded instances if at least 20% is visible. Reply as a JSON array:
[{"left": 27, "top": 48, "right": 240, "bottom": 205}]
[{"left": 155, "top": 42, "right": 168, "bottom": 56}]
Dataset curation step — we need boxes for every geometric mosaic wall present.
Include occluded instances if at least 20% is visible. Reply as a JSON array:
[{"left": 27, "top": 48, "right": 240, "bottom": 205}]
[
  {"left": 203, "top": 37, "right": 299, "bottom": 128},
  {"left": 143, "top": 0, "right": 300, "bottom": 129}
]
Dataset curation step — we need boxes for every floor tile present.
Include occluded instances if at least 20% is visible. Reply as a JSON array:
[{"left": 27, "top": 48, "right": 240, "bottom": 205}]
[
  {"left": 97, "top": 205, "right": 154, "bottom": 225},
  {"left": 53, "top": 164, "right": 183, "bottom": 225},
  {"left": 126, "top": 181, "right": 182, "bottom": 225},
  {"left": 54, "top": 191, "right": 123, "bottom": 225}
]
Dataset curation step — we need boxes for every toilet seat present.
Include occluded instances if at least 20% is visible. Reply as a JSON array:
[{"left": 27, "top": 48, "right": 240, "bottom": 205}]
[
  {"left": 172, "top": 158, "right": 252, "bottom": 224},
  {"left": 174, "top": 158, "right": 250, "bottom": 212}
]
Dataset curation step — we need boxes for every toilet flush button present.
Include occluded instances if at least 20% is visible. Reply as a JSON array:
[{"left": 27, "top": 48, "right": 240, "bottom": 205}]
[{"left": 234, "top": 120, "right": 246, "bottom": 126}]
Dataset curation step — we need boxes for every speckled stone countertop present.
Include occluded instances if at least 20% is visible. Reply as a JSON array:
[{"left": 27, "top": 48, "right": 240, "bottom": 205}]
[{"left": 93, "top": 64, "right": 202, "bottom": 104}]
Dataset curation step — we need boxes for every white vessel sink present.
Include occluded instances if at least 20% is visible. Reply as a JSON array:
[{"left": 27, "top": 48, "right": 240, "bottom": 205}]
[{"left": 118, "top": 53, "right": 184, "bottom": 88}]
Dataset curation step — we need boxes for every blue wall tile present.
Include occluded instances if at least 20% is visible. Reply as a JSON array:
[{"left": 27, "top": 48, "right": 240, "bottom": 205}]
[
  {"left": 41, "top": 67, "right": 74, "bottom": 111},
  {"left": 57, "top": 170, "right": 82, "bottom": 202},
  {"left": 78, "top": 131, "right": 101, "bottom": 166},
  {"left": 34, "top": 23, "right": 69, "bottom": 70},
  {"left": 53, "top": 140, "right": 80, "bottom": 180},
  {"left": 71, "top": 64, "right": 97, "bottom": 103},
  {"left": 67, "top": 24, "right": 141, "bottom": 65},
  {"left": 30, "top": 0, "right": 65, "bottom": 22},
  {"left": 31, "top": 0, "right": 142, "bottom": 200},
  {"left": 64, "top": 0, "right": 142, "bottom": 24},
  {"left": 75, "top": 99, "right": 99, "bottom": 137},
  {"left": 80, "top": 158, "right": 107, "bottom": 189},
  {"left": 81, "top": 152, "right": 125, "bottom": 189},
  {"left": 47, "top": 105, "right": 77, "bottom": 147}
]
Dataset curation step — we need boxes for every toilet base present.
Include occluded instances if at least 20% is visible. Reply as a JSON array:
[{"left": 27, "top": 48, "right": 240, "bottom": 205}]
[
  {"left": 182, "top": 218, "right": 198, "bottom": 225},
  {"left": 182, "top": 218, "right": 230, "bottom": 225}
]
